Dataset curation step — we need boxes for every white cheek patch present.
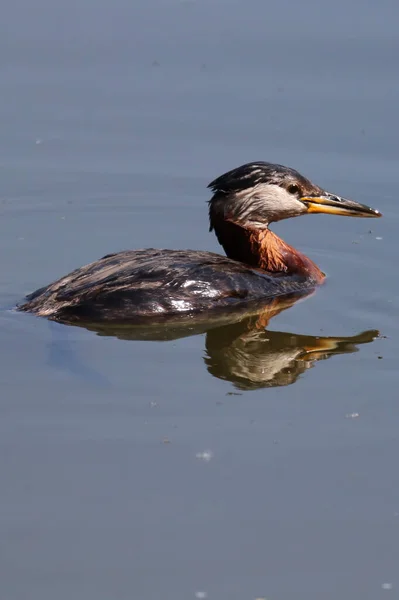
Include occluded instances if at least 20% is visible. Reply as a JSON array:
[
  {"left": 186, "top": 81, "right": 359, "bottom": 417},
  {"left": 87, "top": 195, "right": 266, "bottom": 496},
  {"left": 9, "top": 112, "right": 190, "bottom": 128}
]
[
  {"left": 210, "top": 183, "right": 307, "bottom": 229},
  {"left": 250, "top": 184, "right": 307, "bottom": 222}
]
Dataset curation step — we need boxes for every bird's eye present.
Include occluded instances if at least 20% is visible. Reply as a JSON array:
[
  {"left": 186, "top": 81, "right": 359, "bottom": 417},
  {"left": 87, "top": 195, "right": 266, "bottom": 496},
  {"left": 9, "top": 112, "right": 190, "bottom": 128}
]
[{"left": 287, "top": 184, "right": 301, "bottom": 195}]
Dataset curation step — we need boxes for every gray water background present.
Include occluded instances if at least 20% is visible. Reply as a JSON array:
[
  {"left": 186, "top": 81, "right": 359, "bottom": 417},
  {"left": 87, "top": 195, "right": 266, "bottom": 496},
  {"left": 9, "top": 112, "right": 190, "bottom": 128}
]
[{"left": 1, "top": 0, "right": 399, "bottom": 598}]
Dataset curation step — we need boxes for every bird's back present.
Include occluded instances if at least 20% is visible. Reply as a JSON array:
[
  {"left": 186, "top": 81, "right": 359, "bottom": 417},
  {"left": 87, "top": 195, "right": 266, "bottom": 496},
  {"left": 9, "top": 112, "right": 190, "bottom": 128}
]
[{"left": 18, "top": 248, "right": 319, "bottom": 322}]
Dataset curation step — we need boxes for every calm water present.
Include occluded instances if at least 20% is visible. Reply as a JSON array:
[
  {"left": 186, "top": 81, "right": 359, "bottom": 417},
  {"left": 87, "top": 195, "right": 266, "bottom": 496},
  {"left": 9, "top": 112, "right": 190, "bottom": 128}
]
[{"left": 1, "top": 0, "right": 399, "bottom": 598}]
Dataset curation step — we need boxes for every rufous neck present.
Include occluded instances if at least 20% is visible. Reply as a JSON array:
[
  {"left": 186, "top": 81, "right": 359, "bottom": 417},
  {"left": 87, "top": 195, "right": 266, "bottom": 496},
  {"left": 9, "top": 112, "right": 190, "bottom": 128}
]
[{"left": 213, "top": 220, "right": 324, "bottom": 282}]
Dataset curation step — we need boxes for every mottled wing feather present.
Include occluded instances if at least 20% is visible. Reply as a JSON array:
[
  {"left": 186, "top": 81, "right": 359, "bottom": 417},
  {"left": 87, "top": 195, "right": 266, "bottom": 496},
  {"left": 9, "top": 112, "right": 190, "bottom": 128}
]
[{"left": 20, "top": 249, "right": 317, "bottom": 321}]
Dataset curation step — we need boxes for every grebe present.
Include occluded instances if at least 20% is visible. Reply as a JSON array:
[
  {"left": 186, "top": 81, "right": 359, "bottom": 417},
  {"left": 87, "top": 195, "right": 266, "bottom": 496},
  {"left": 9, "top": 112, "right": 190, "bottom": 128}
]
[{"left": 18, "top": 162, "right": 381, "bottom": 323}]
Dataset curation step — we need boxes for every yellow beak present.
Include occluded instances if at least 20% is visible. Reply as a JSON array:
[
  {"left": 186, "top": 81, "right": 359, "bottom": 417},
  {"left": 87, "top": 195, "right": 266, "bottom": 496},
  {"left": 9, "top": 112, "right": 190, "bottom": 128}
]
[{"left": 301, "top": 193, "right": 382, "bottom": 218}]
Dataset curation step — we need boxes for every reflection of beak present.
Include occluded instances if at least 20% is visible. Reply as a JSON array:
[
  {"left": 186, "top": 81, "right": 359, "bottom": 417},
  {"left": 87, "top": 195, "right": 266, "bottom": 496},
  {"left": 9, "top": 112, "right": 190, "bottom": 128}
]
[
  {"left": 301, "top": 192, "right": 382, "bottom": 218},
  {"left": 299, "top": 329, "right": 380, "bottom": 357}
]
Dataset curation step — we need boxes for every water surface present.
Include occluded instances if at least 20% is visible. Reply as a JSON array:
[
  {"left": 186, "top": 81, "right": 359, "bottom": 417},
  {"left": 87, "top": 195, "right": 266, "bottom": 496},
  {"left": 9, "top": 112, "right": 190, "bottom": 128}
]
[{"left": 1, "top": 0, "right": 399, "bottom": 598}]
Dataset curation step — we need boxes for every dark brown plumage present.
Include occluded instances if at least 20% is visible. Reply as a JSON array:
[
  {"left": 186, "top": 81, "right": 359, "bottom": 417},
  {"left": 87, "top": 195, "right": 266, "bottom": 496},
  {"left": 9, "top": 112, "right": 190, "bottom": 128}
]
[{"left": 18, "top": 161, "right": 381, "bottom": 323}]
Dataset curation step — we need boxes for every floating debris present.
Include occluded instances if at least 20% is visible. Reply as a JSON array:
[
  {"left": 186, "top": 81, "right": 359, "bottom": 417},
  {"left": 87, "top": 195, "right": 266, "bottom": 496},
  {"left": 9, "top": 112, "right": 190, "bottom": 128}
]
[
  {"left": 382, "top": 583, "right": 393, "bottom": 590},
  {"left": 376, "top": 236, "right": 383, "bottom": 240},
  {"left": 345, "top": 412, "right": 360, "bottom": 419},
  {"left": 196, "top": 450, "right": 213, "bottom": 462}
]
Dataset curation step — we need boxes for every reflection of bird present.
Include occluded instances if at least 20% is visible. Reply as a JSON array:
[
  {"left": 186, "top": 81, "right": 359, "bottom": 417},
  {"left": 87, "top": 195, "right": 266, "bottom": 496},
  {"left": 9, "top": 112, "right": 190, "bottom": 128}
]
[
  {"left": 40, "top": 299, "right": 378, "bottom": 391},
  {"left": 18, "top": 162, "right": 381, "bottom": 323},
  {"left": 204, "top": 320, "right": 379, "bottom": 391}
]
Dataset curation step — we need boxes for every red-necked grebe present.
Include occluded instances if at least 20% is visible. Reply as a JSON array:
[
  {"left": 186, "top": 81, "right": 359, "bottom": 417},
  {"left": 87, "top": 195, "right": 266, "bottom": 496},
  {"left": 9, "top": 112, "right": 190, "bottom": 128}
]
[{"left": 18, "top": 162, "right": 381, "bottom": 322}]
